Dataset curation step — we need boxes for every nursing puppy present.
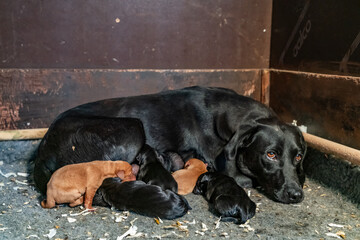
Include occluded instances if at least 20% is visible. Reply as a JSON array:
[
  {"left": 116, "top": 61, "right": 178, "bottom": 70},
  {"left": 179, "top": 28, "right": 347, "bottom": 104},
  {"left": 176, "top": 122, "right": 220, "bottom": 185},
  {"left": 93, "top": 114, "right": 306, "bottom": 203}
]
[
  {"left": 136, "top": 144, "right": 178, "bottom": 192},
  {"left": 41, "top": 160, "right": 135, "bottom": 210},
  {"left": 194, "top": 172, "right": 256, "bottom": 224},
  {"left": 96, "top": 178, "right": 191, "bottom": 220},
  {"left": 172, "top": 158, "right": 208, "bottom": 195}
]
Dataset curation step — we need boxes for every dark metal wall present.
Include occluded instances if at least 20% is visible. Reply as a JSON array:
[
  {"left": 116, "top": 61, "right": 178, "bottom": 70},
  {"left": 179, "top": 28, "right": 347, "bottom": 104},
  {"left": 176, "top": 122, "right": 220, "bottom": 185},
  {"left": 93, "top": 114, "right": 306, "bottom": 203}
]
[
  {"left": 0, "top": 0, "right": 272, "bottom": 130},
  {"left": 269, "top": 0, "right": 360, "bottom": 150},
  {"left": 0, "top": 0, "right": 272, "bottom": 69},
  {"left": 271, "top": 0, "right": 360, "bottom": 76},
  {"left": 0, "top": 69, "right": 263, "bottom": 130},
  {"left": 270, "top": 70, "right": 360, "bottom": 150}
]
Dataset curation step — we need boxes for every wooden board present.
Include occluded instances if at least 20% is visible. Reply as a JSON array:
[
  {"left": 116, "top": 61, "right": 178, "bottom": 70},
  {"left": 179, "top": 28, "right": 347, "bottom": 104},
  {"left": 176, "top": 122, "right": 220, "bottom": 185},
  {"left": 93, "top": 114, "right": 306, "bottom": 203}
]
[
  {"left": 269, "top": 70, "right": 360, "bottom": 150},
  {"left": 0, "top": 69, "right": 262, "bottom": 130},
  {"left": 0, "top": 0, "right": 272, "bottom": 69}
]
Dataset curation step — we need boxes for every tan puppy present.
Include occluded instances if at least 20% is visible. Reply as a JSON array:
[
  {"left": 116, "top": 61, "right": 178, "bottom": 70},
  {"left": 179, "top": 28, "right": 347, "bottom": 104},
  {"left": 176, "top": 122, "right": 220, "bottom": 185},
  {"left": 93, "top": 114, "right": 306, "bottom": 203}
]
[
  {"left": 172, "top": 158, "right": 208, "bottom": 195},
  {"left": 41, "top": 160, "right": 135, "bottom": 210}
]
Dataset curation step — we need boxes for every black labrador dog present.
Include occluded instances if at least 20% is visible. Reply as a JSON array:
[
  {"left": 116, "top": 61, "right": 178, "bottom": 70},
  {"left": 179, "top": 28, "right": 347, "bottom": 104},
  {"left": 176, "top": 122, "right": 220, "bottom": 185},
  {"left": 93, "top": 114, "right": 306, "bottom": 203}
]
[
  {"left": 194, "top": 172, "right": 256, "bottom": 224},
  {"left": 35, "top": 86, "right": 306, "bottom": 207}
]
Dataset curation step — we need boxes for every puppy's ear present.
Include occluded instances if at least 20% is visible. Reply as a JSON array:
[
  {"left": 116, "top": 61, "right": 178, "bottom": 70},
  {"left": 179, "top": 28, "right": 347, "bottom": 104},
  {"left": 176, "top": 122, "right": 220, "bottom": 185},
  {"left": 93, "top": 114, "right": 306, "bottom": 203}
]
[
  {"left": 223, "top": 125, "right": 257, "bottom": 162},
  {"left": 116, "top": 170, "right": 125, "bottom": 179},
  {"left": 193, "top": 173, "right": 209, "bottom": 195},
  {"left": 184, "top": 160, "right": 192, "bottom": 168}
]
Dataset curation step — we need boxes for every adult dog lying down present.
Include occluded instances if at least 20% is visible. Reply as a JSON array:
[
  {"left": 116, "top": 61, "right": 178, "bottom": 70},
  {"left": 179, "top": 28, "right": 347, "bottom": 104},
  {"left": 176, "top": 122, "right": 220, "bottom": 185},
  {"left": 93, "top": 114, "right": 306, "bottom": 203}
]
[{"left": 34, "top": 86, "right": 306, "bottom": 218}]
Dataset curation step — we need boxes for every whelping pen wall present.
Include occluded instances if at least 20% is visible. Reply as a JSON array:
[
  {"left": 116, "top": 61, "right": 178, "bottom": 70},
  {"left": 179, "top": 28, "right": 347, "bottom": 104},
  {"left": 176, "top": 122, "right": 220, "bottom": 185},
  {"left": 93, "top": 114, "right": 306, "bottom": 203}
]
[{"left": 0, "top": 1, "right": 360, "bottom": 202}]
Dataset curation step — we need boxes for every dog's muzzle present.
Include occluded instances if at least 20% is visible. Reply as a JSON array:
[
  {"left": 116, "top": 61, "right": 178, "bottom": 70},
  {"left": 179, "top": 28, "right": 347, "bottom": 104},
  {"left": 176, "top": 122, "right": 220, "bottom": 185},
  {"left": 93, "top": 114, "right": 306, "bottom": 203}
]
[{"left": 274, "top": 184, "right": 304, "bottom": 203}]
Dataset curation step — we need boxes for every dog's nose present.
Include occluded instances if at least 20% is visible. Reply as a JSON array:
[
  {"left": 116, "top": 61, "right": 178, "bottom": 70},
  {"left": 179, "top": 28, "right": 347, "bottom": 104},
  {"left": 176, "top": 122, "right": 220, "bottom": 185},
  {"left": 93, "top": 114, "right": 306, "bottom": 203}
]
[{"left": 287, "top": 189, "right": 303, "bottom": 203}]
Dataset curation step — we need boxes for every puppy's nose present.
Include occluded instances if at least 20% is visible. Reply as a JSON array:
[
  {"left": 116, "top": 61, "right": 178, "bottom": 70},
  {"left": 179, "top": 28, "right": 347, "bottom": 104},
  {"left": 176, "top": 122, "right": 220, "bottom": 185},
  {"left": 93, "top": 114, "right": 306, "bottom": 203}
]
[{"left": 287, "top": 189, "right": 303, "bottom": 203}]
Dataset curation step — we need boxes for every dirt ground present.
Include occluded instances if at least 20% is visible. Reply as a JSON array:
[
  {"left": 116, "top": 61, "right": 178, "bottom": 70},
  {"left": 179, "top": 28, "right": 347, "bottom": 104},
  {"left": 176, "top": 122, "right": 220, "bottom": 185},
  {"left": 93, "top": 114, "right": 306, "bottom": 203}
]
[{"left": 0, "top": 140, "right": 359, "bottom": 240}]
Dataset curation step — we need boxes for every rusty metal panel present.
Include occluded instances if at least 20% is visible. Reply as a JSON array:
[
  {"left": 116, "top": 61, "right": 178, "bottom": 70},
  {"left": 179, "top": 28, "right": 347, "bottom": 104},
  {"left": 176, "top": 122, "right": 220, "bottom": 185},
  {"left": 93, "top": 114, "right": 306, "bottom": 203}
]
[
  {"left": 0, "top": 69, "right": 262, "bottom": 130},
  {"left": 269, "top": 70, "right": 360, "bottom": 150},
  {"left": 0, "top": 0, "right": 272, "bottom": 69},
  {"left": 271, "top": 0, "right": 360, "bottom": 77}
]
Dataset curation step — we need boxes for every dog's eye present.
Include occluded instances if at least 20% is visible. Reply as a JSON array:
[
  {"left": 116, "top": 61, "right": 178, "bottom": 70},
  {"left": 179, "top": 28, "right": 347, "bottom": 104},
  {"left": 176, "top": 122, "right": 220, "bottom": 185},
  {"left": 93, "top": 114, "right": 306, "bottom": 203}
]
[
  {"left": 266, "top": 151, "right": 277, "bottom": 161},
  {"left": 295, "top": 154, "right": 303, "bottom": 162}
]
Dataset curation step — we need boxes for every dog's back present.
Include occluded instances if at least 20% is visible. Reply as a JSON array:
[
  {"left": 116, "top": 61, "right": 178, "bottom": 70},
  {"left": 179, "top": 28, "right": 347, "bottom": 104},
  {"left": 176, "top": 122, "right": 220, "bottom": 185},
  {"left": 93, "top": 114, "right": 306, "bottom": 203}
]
[
  {"left": 98, "top": 178, "right": 191, "bottom": 220},
  {"left": 172, "top": 158, "right": 208, "bottom": 195}
]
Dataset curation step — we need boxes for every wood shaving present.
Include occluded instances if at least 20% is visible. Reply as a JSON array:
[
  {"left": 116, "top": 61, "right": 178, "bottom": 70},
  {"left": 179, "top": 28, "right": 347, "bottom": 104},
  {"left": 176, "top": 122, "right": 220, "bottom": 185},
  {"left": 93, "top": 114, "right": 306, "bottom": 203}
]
[
  {"left": 201, "top": 222, "right": 208, "bottom": 232},
  {"left": 43, "top": 228, "right": 56, "bottom": 239},
  {"left": 195, "top": 230, "right": 205, "bottom": 235},
  {"left": 130, "top": 218, "right": 138, "bottom": 226},
  {"left": 67, "top": 217, "right": 77, "bottom": 223},
  {"left": 127, "top": 232, "right": 147, "bottom": 238},
  {"left": 215, "top": 217, "right": 222, "bottom": 229},
  {"left": 325, "top": 232, "right": 342, "bottom": 239},
  {"left": 117, "top": 225, "right": 138, "bottom": 240},
  {"left": 15, "top": 180, "right": 29, "bottom": 185},
  {"left": 26, "top": 235, "right": 40, "bottom": 239},
  {"left": 181, "top": 219, "right": 196, "bottom": 225},
  {"left": 17, "top": 172, "right": 29, "bottom": 177},
  {"left": 115, "top": 215, "right": 127, "bottom": 223},
  {"left": 69, "top": 209, "right": 91, "bottom": 216},
  {"left": 160, "top": 231, "right": 183, "bottom": 238},
  {"left": 0, "top": 170, "right": 16, "bottom": 178},
  {"left": 239, "top": 221, "right": 255, "bottom": 232},
  {"left": 336, "top": 231, "right": 346, "bottom": 239},
  {"left": 328, "top": 223, "right": 344, "bottom": 228}
]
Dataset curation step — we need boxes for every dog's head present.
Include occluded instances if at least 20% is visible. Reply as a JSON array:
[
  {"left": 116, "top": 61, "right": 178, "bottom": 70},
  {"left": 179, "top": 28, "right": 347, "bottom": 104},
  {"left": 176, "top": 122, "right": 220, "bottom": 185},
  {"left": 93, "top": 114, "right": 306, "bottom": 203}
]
[
  {"left": 184, "top": 158, "right": 208, "bottom": 171},
  {"left": 224, "top": 118, "right": 307, "bottom": 204}
]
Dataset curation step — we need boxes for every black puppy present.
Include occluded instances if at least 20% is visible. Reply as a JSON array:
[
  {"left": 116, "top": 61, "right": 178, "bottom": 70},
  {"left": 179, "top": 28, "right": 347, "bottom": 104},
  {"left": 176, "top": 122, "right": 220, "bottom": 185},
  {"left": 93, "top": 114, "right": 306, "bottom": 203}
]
[
  {"left": 194, "top": 172, "right": 256, "bottom": 224},
  {"left": 95, "top": 178, "right": 191, "bottom": 220},
  {"left": 135, "top": 144, "right": 178, "bottom": 192}
]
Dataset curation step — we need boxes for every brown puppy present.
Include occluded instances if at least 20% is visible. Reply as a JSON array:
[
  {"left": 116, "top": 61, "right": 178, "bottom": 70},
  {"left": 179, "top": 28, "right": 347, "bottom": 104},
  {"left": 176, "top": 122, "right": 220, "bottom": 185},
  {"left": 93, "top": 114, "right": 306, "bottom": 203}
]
[
  {"left": 41, "top": 160, "right": 135, "bottom": 210},
  {"left": 172, "top": 158, "right": 208, "bottom": 195}
]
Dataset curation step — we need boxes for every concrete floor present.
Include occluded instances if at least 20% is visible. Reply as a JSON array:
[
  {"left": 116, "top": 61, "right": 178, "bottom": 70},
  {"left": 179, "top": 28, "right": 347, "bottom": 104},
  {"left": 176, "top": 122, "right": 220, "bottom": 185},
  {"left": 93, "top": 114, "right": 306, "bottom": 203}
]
[{"left": 0, "top": 140, "right": 359, "bottom": 240}]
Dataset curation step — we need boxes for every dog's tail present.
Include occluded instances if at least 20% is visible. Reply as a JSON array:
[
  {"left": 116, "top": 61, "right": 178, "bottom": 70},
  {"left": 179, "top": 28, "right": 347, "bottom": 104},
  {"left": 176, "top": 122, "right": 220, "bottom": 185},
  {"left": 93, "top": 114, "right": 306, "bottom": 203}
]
[{"left": 95, "top": 178, "right": 191, "bottom": 220}]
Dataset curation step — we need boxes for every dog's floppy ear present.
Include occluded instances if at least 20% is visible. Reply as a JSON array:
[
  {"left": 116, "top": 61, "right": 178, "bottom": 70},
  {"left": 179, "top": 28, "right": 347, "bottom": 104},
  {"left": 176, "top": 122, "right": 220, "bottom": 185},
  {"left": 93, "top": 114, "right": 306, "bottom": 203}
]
[{"left": 223, "top": 124, "right": 258, "bottom": 162}]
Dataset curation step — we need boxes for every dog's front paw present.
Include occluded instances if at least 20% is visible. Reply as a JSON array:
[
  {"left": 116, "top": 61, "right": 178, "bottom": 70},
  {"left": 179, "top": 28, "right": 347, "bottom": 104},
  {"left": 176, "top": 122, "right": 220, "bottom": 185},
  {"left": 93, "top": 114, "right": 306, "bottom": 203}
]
[{"left": 234, "top": 175, "right": 253, "bottom": 188}]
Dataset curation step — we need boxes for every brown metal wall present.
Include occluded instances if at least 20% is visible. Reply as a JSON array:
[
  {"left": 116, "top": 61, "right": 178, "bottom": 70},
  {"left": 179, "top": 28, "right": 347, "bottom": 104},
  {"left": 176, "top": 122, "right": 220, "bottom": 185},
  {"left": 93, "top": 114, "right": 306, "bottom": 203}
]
[
  {"left": 0, "top": 0, "right": 272, "bottom": 69},
  {"left": 270, "top": 70, "right": 360, "bottom": 150},
  {"left": 0, "top": 0, "right": 272, "bottom": 131},
  {"left": 0, "top": 69, "right": 262, "bottom": 130}
]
